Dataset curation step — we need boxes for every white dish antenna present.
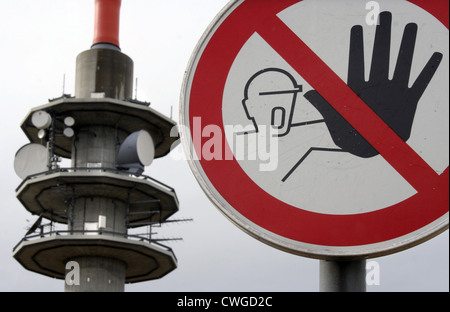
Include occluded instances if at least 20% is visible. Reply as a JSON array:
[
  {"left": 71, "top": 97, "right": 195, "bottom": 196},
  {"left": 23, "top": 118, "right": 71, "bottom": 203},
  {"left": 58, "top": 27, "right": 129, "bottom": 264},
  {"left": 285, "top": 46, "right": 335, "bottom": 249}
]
[
  {"left": 14, "top": 143, "right": 49, "bottom": 180},
  {"left": 31, "top": 111, "right": 52, "bottom": 129},
  {"left": 116, "top": 130, "right": 155, "bottom": 175}
]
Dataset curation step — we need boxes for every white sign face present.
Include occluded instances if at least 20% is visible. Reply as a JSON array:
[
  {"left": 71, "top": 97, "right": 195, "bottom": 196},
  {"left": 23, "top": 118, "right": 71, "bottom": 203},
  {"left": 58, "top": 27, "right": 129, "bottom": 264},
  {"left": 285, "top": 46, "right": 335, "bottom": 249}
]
[
  {"left": 181, "top": 0, "right": 449, "bottom": 259},
  {"left": 222, "top": 0, "right": 449, "bottom": 215}
]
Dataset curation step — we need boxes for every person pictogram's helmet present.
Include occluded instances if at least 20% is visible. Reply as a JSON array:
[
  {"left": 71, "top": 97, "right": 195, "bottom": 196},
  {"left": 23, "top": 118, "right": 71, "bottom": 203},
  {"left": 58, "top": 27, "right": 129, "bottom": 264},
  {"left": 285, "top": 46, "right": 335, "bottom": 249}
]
[{"left": 242, "top": 68, "right": 302, "bottom": 137}]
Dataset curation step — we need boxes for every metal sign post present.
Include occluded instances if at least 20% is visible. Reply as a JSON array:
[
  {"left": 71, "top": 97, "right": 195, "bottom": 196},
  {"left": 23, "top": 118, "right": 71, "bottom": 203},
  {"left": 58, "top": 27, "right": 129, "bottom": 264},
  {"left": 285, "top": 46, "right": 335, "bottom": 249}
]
[
  {"left": 181, "top": 0, "right": 448, "bottom": 291},
  {"left": 320, "top": 260, "right": 367, "bottom": 292}
]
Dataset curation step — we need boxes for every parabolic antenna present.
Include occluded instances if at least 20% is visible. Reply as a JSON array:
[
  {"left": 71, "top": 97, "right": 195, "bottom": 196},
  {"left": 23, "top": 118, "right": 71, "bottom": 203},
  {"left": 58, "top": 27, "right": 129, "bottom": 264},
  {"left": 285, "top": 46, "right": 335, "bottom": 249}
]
[
  {"left": 117, "top": 130, "right": 155, "bottom": 166},
  {"left": 135, "top": 130, "right": 155, "bottom": 166},
  {"left": 31, "top": 111, "right": 52, "bottom": 129},
  {"left": 116, "top": 130, "right": 155, "bottom": 175},
  {"left": 14, "top": 143, "right": 49, "bottom": 180}
]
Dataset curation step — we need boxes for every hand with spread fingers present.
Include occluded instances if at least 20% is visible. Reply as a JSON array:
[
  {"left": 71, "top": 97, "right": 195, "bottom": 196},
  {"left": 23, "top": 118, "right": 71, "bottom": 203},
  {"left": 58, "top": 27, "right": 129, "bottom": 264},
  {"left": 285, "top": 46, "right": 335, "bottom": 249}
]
[{"left": 304, "top": 11, "right": 443, "bottom": 158}]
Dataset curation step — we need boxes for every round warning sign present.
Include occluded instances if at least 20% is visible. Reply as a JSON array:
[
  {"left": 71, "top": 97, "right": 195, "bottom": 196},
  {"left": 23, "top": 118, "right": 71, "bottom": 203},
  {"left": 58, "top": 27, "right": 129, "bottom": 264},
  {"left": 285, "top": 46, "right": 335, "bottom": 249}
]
[{"left": 180, "top": 0, "right": 449, "bottom": 259}]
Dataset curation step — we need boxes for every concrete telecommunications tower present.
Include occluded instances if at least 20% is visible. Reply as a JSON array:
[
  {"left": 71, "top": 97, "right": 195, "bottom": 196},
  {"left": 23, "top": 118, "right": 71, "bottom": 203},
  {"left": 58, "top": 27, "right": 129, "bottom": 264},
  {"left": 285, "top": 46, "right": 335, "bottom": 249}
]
[{"left": 13, "top": 0, "right": 180, "bottom": 291}]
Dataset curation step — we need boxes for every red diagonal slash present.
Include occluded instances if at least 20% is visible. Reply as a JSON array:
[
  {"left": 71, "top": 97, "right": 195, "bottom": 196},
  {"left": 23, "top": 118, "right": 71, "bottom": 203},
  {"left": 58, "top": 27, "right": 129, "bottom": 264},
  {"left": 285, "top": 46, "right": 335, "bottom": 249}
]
[{"left": 257, "top": 15, "right": 441, "bottom": 193}]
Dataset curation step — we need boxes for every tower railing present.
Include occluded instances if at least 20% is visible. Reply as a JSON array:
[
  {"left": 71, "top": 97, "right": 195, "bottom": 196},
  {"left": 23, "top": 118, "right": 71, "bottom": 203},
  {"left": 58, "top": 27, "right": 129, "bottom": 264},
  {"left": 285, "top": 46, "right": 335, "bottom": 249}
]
[
  {"left": 15, "top": 166, "right": 178, "bottom": 199},
  {"left": 12, "top": 227, "right": 179, "bottom": 258}
]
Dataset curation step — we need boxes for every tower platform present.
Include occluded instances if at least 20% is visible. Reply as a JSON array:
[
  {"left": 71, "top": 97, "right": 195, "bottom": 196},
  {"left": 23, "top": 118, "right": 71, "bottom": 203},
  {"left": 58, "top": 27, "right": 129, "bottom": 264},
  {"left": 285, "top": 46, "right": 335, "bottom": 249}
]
[
  {"left": 13, "top": 234, "right": 177, "bottom": 283},
  {"left": 20, "top": 97, "right": 179, "bottom": 159},
  {"left": 16, "top": 168, "right": 179, "bottom": 226}
]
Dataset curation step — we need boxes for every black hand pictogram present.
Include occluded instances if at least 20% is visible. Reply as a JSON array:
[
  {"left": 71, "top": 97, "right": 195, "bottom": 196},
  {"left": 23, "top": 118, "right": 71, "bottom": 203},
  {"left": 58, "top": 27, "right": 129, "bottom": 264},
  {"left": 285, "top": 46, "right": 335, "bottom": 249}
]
[{"left": 304, "top": 11, "right": 443, "bottom": 158}]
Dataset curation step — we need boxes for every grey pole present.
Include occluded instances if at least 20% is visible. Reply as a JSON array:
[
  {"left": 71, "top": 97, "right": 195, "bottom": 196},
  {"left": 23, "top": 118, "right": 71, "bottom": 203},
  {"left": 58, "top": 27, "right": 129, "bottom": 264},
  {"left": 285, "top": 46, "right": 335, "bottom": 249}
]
[{"left": 319, "top": 259, "right": 367, "bottom": 292}]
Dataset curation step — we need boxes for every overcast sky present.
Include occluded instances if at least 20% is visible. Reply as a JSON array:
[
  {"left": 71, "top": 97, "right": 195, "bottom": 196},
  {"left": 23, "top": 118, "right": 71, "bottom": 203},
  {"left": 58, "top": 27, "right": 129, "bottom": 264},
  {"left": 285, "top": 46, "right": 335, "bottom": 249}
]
[{"left": 0, "top": 0, "right": 448, "bottom": 292}]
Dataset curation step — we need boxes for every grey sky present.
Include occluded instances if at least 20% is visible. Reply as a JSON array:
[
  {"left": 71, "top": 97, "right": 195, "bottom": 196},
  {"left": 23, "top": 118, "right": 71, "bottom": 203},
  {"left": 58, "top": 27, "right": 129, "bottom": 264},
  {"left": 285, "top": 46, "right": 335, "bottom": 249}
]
[{"left": 0, "top": 0, "right": 447, "bottom": 292}]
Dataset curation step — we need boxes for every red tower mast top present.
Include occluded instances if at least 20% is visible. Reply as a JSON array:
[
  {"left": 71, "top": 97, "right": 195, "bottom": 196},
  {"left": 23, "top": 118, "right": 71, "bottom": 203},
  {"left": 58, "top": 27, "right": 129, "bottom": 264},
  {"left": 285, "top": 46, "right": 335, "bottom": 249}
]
[{"left": 92, "top": 0, "right": 121, "bottom": 48}]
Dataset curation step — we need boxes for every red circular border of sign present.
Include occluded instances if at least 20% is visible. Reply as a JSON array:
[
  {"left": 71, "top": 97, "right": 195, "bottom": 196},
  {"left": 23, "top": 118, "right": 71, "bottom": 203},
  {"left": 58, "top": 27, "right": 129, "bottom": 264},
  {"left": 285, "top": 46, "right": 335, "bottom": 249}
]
[{"left": 188, "top": 0, "right": 449, "bottom": 246}]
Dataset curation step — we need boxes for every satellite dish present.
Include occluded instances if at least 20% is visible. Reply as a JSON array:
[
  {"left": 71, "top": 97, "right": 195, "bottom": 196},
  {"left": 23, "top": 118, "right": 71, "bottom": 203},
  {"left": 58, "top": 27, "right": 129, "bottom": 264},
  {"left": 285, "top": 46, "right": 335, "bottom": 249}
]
[
  {"left": 14, "top": 143, "right": 49, "bottom": 180},
  {"left": 64, "top": 116, "right": 75, "bottom": 127},
  {"left": 116, "top": 130, "right": 155, "bottom": 175},
  {"left": 135, "top": 130, "right": 155, "bottom": 166},
  {"left": 31, "top": 111, "right": 52, "bottom": 129},
  {"left": 37, "top": 129, "right": 47, "bottom": 139},
  {"left": 63, "top": 127, "right": 74, "bottom": 138}
]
